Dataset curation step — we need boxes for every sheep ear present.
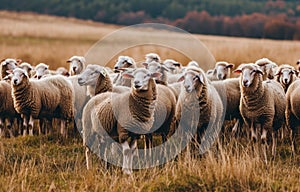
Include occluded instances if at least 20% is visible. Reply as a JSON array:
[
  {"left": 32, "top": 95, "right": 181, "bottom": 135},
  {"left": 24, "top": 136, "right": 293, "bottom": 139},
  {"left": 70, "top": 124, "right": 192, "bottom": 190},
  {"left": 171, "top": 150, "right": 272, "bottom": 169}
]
[
  {"left": 6, "top": 70, "right": 13, "bottom": 74},
  {"left": 233, "top": 69, "right": 242, "bottom": 74},
  {"left": 150, "top": 72, "right": 162, "bottom": 78},
  {"left": 274, "top": 70, "right": 281, "bottom": 76},
  {"left": 122, "top": 73, "right": 134, "bottom": 79},
  {"left": 100, "top": 69, "right": 107, "bottom": 77},
  {"left": 173, "top": 62, "right": 182, "bottom": 68},
  {"left": 16, "top": 59, "right": 22, "bottom": 65},
  {"left": 3, "top": 74, "right": 12, "bottom": 81},
  {"left": 255, "top": 69, "right": 264, "bottom": 75},
  {"left": 195, "top": 74, "right": 205, "bottom": 84},
  {"left": 177, "top": 75, "right": 185, "bottom": 82},
  {"left": 296, "top": 61, "right": 300, "bottom": 65},
  {"left": 206, "top": 69, "right": 214, "bottom": 75},
  {"left": 142, "top": 62, "right": 148, "bottom": 68},
  {"left": 226, "top": 63, "right": 235, "bottom": 69},
  {"left": 65, "top": 72, "right": 70, "bottom": 77},
  {"left": 66, "top": 60, "right": 71, "bottom": 63},
  {"left": 293, "top": 70, "right": 299, "bottom": 76}
]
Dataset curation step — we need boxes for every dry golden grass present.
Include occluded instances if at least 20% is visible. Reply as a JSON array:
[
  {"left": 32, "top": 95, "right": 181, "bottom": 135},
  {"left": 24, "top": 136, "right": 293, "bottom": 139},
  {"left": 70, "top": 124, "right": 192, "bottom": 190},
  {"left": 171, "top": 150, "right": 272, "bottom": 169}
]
[{"left": 0, "top": 11, "right": 300, "bottom": 191}]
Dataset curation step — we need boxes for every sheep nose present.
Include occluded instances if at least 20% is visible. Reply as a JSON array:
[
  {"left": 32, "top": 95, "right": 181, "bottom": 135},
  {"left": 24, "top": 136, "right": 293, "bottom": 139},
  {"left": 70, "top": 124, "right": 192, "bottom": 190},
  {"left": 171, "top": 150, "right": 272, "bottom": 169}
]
[
  {"left": 73, "top": 66, "right": 77, "bottom": 71},
  {"left": 114, "top": 66, "right": 119, "bottom": 69},
  {"left": 283, "top": 78, "right": 288, "bottom": 84},
  {"left": 13, "top": 79, "right": 18, "bottom": 84},
  {"left": 78, "top": 77, "right": 82, "bottom": 82},
  {"left": 37, "top": 75, "right": 42, "bottom": 79},
  {"left": 218, "top": 74, "right": 223, "bottom": 80},
  {"left": 243, "top": 79, "right": 249, "bottom": 86}
]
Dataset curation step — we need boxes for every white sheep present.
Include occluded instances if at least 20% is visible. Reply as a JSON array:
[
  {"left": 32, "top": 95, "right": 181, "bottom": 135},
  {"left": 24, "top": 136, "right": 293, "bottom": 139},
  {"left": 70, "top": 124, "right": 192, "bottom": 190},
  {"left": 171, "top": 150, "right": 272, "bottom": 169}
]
[
  {"left": 19, "top": 62, "right": 34, "bottom": 78},
  {"left": 82, "top": 68, "right": 162, "bottom": 173},
  {"left": 163, "top": 59, "right": 182, "bottom": 74},
  {"left": 113, "top": 56, "right": 137, "bottom": 87},
  {"left": 176, "top": 66, "right": 224, "bottom": 154},
  {"left": 275, "top": 64, "right": 298, "bottom": 92},
  {"left": 0, "top": 58, "right": 20, "bottom": 80},
  {"left": 206, "top": 61, "right": 234, "bottom": 81},
  {"left": 145, "top": 53, "right": 161, "bottom": 63},
  {"left": 285, "top": 79, "right": 300, "bottom": 154},
  {"left": 255, "top": 58, "right": 278, "bottom": 80},
  {"left": 234, "top": 63, "right": 285, "bottom": 162},
  {"left": 33, "top": 63, "right": 51, "bottom": 79},
  {"left": 0, "top": 80, "right": 22, "bottom": 137},
  {"left": 10, "top": 68, "right": 74, "bottom": 137},
  {"left": 67, "top": 56, "right": 86, "bottom": 76}
]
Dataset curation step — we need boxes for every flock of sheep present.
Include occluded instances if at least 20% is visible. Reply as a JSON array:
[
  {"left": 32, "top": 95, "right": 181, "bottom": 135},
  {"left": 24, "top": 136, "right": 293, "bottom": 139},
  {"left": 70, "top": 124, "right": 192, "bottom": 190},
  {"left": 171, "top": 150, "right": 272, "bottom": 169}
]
[{"left": 0, "top": 54, "right": 300, "bottom": 174}]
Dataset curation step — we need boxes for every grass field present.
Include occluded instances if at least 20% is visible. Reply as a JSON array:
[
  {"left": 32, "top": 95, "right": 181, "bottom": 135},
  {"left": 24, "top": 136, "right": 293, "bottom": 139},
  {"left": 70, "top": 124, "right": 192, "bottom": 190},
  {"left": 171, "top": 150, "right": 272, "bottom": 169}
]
[{"left": 0, "top": 11, "right": 300, "bottom": 191}]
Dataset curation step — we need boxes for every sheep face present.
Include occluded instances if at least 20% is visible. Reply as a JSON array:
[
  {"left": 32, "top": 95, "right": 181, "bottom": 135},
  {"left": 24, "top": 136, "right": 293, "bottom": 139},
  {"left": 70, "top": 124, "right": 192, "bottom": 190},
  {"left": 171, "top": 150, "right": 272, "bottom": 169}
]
[
  {"left": 144, "top": 61, "right": 169, "bottom": 74},
  {"left": 19, "top": 63, "right": 33, "bottom": 76},
  {"left": 34, "top": 63, "right": 49, "bottom": 79},
  {"left": 179, "top": 70, "right": 205, "bottom": 93},
  {"left": 11, "top": 68, "right": 28, "bottom": 86},
  {"left": 215, "top": 62, "right": 234, "bottom": 80},
  {"left": 234, "top": 64, "right": 263, "bottom": 87},
  {"left": 280, "top": 69, "right": 295, "bottom": 85},
  {"left": 114, "top": 56, "right": 135, "bottom": 70},
  {"left": 145, "top": 53, "right": 161, "bottom": 64},
  {"left": 123, "top": 69, "right": 161, "bottom": 91},
  {"left": 78, "top": 65, "right": 106, "bottom": 86},
  {"left": 163, "top": 59, "right": 181, "bottom": 73},
  {"left": 67, "top": 56, "right": 85, "bottom": 75},
  {"left": 1, "top": 58, "right": 20, "bottom": 70},
  {"left": 56, "top": 67, "right": 70, "bottom": 77}
]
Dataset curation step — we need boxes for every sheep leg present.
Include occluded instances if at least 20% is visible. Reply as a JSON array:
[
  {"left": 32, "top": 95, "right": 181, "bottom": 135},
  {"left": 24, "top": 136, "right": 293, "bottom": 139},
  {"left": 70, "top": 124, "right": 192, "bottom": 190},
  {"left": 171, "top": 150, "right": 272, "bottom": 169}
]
[
  {"left": 250, "top": 121, "right": 257, "bottom": 143},
  {"left": 60, "top": 120, "right": 67, "bottom": 138},
  {"left": 271, "top": 131, "right": 278, "bottom": 159},
  {"left": 231, "top": 119, "right": 240, "bottom": 137},
  {"left": 6, "top": 118, "right": 14, "bottom": 138},
  {"left": 261, "top": 128, "right": 268, "bottom": 164},
  {"left": 22, "top": 115, "right": 29, "bottom": 136},
  {"left": 85, "top": 146, "right": 92, "bottom": 170},
  {"left": 0, "top": 118, "right": 3, "bottom": 137},
  {"left": 28, "top": 116, "right": 34, "bottom": 136},
  {"left": 121, "top": 140, "right": 133, "bottom": 175},
  {"left": 291, "top": 127, "right": 300, "bottom": 155}
]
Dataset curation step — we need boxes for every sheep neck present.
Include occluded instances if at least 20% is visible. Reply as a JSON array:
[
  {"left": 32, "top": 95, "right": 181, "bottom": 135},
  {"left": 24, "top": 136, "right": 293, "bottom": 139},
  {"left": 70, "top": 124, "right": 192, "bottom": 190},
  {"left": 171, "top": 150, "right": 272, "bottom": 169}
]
[
  {"left": 12, "top": 77, "right": 33, "bottom": 115},
  {"left": 241, "top": 74, "right": 264, "bottom": 107},
  {"left": 129, "top": 78, "right": 157, "bottom": 122},
  {"left": 94, "top": 74, "right": 112, "bottom": 95}
]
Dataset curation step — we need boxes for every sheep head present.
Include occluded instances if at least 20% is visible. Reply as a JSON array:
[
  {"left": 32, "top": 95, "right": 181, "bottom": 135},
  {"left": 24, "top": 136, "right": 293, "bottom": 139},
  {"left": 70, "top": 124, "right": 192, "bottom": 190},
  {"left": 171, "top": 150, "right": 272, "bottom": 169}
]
[
  {"left": 214, "top": 61, "right": 234, "bottom": 80},
  {"left": 178, "top": 66, "right": 206, "bottom": 93},
  {"left": 275, "top": 64, "right": 298, "bottom": 86},
  {"left": 19, "top": 62, "right": 33, "bottom": 77},
  {"left": 145, "top": 53, "right": 161, "bottom": 64},
  {"left": 163, "top": 59, "right": 182, "bottom": 73},
  {"left": 33, "top": 63, "right": 49, "bottom": 79},
  {"left": 234, "top": 63, "right": 263, "bottom": 87},
  {"left": 1, "top": 58, "right": 20, "bottom": 70},
  {"left": 67, "top": 56, "right": 86, "bottom": 75},
  {"left": 9, "top": 68, "right": 29, "bottom": 86},
  {"left": 122, "top": 68, "right": 161, "bottom": 91},
  {"left": 114, "top": 56, "right": 136, "bottom": 70},
  {"left": 78, "top": 64, "right": 107, "bottom": 86}
]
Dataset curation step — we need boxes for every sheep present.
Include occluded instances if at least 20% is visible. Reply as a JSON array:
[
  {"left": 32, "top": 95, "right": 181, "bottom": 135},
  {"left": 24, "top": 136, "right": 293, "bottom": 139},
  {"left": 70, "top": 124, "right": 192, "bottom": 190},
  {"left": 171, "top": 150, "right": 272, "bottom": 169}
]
[
  {"left": 0, "top": 80, "right": 21, "bottom": 137},
  {"left": 78, "top": 64, "right": 129, "bottom": 97},
  {"left": 176, "top": 66, "right": 224, "bottom": 155},
  {"left": 206, "top": 61, "right": 234, "bottom": 81},
  {"left": 19, "top": 62, "right": 34, "bottom": 78},
  {"left": 275, "top": 64, "right": 298, "bottom": 92},
  {"left": 67, "top": 56, "right": 86, "bottom": 76},
  {"left": 10, "top": 68, "right": 74, "bottom": 137},
  {"left": 1, "top": 58, "right": 20, "bottom": 80},
  {"left": 285, "top": 79, "right": 300, "bottom": 154},
  {"left": 255, "top": 58, "right": 278, "bottom": 80},
  {"left": 113, "top": 56, "right": 137, "bottom": 87},
  {"left": 212, "top": 77, "right": 243, "bottom": 137},
  {"left": 82, "top": 69, "right": 159, "bottom": 174},
  {"left": 163, "top": 59, "right": 182, "bottom": 74},
  {"left": 56, "top": 67, "right": 70, "bottom": 77},
  {"left": 145, "top": 53, "right": 161, "bottom": 63},
  {"left": 234, "top": 63, "right": 285, "bottom": 162},
  {"left": 33, "top": 63, "right": 51, "bottom": 79}
]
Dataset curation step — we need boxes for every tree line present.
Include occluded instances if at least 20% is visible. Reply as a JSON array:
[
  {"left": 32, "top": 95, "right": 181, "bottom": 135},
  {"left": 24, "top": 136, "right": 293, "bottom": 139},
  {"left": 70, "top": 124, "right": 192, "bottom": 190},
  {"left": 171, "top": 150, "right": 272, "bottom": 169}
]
[{"left": 1, "top": 0, "right": 300, "bottom": 40}]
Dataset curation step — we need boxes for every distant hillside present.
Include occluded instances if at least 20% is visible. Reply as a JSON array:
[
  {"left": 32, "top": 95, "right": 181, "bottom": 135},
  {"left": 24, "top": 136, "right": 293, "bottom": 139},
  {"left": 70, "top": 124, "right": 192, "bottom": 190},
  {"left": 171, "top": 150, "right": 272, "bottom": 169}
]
[{"left": 0, "top": 0, "right": 300, "bottom": 39}]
